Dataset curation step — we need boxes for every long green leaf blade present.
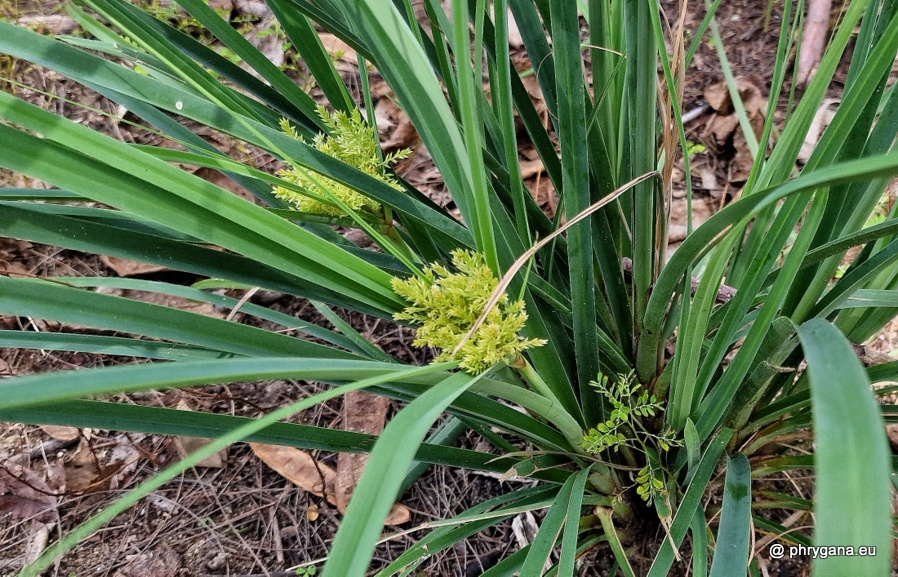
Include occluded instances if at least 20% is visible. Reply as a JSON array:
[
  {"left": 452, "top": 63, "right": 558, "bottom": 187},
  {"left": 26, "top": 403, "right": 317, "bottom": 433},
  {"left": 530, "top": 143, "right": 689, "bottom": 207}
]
[
  {"left": 797, "top": 319, "right": 892, "bottom": 577},
  {"left": 0, "top": 276, "right": 353, "bottom": 359},
  {"left": 0, "top": 400, "right": 516, "bottom": 473},
  {"left": 708, "top": 454, "right": 751, "bottom": 577},
  {"left": 322, "top": 371, "right": 485, "bottom": 577},
  {"left": 19, "top": 361, "right": 453, "bottom": 576},
  {"left": 550, "top": 0, "right": 601, "bottom": 422}
]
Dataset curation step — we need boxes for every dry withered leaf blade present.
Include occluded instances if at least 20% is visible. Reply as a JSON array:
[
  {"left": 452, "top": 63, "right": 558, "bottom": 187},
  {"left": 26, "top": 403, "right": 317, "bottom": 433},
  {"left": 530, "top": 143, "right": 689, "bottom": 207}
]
[
  {"left": 95, "top": 286, "right": 228, "bottom": 320},
  {"left": 335, "top": 391, "right": 388, "bottom": 514},
  {"left": 23, "top": 521, "right": 52, "bottom": 566},
  {"left": 193, "top": 166, "right": 256, "bottom": 203},
  {"left": 798, "top": 99, "right": 839, "bottom": 164},
  {"left": 250, "top": 440, "right": 409, "bottom": 526}
]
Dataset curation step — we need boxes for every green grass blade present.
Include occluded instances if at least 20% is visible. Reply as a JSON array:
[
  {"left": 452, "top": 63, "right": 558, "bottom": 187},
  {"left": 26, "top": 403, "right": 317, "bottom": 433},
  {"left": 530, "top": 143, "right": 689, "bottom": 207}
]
[
  {"left": 78, "top": 0, "right": 272, "bottom": 124},
  {"left": 647, "top": 429, "right": 733, "bottom": 577},
  {"left": 310, "top": 300, "right": 396, "bottom": 362},
  {"left": 692, "top": 507, "right": 710, "bottom": 577},
  {"left": 625, "top": 0, "right": 658, "bottom": 336},
  {"left": 705, "top": 7, "right": 759, "bottom": 159},
  {"left": 550, "top": 0, "right": 601, "bottom": 422},
  {"left": 492, "top": 0, "right": 531, "bottom": 242},
  {"left": 508, "top": 0, "right": 557, "bottom": 122},
  {"left": 0, "top": 188, "right": 82, "bottom": 200},
  {"left": 0, "top": 204, "right": 377, "bottom": 312},
  {"left": 0, "top": 276, "right": 355, "bottom": 359},
  {"left": 267, "top": 0, "right": 353, "bottom": 112},
  {"left": 335, "top": 0, "right": 484, "bottom": 256},
  {"left": 50, "top": 277, "right": 368, "bottom": 354},
  {"left": 0, "top": 400, "right": 516, "bottom": 474},
  {"left": 708, "top": 454, "right": 751, "bottom": 577},
  {"left": 669, "top": 237, "right": 735, "bottom": 429},
  {"left": 19, "top": 361, "right": 454, "bottom": 576},
  {"left": 322, "top": 371, "right": 486, "bottom": 577},
  {"left": 556, "top": 467, "right": 592, "bottom": 577},
  {"left": 480, "top": 546, "right": 530, "bottom": 576},
  {"left": 695, "top": 195, "right": 823, "bottom": 439},
  {"left": 79, "top": 0, "right": 316, "bottom": 129},
  {"left": 169, "top": 0, "right": 323, "bottom": 120},
  {"left": 0, "top": 331, "right": 227, "bottom": 361},
  {"left": 375, "top": 487, "right": 556, "bottom": 576},
  {"left": 518, "top": 468, "right": 588, "bottom": 576},
  {"left": 812, "top": 237, "right": 898, "bottom": 318},
  {"left": 639, "top": 150, "right": 898, "bottom": 381},
  {"left": 451, "top": 0, "right": 499, "bottom": 271},
  {"left": 0, "top": 25, "right": 471, "bottom": 248},
  {"left": 0, "top": 97, "right": 404, "bottom": 312},
  {"left": 750, "top": 0, "right": 868, "bottom": 193},
  {"left": 797, "top": 319, "right": 892, "bottom": 577},
  {"left": 0, "top": 357, "right": 451, "bottom": 411},
  {"left": 837, "top": 289, "right": 898, "bottom": 309}
]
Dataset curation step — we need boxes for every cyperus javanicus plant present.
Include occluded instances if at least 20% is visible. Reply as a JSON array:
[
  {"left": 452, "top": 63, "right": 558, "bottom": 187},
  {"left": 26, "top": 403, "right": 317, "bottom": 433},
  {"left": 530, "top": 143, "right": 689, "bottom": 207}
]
[{"left": 0, "top": 0, "right": 896, "bottom": 574}]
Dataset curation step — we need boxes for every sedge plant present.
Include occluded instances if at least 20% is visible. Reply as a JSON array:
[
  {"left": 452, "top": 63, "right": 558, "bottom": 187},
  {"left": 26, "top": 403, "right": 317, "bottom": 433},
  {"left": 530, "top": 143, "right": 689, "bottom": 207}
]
[{"left": 1, "top": 0, "right": 898, "bottom": 575}]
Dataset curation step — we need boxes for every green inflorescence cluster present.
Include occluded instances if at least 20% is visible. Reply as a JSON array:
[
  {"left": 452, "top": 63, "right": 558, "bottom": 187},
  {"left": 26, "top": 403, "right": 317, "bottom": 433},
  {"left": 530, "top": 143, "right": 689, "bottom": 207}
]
[
  {"left": 273, "top": 106, "right": 409, "bottom": 217},
  {"left": 580, "top": 371, "right": 680, "bottom": 506},
  {"left": 391, "top": 249, "right": 545, "bottom": 374}
]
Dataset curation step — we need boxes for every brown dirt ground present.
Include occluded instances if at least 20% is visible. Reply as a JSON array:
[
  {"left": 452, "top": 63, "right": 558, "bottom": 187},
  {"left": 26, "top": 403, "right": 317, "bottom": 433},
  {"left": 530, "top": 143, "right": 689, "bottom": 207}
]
[{"left": 1, "top": 0, "right": 896, "bottom": 576}]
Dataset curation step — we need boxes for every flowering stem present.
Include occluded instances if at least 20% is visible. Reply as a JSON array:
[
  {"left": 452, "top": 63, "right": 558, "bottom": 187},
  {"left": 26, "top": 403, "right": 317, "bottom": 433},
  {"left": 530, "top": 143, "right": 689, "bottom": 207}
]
[
  {"left": 512, "top": 354, "right": 557, "bottom": 400},
  {"left": 509, "top": 354, "right": 589, "bottom": 451},
  {"left": 383, "top": 220, "right": 420, "bottom": 268},
  {"left": 594, "top": 506, "right": 637, "bottom": 577}
]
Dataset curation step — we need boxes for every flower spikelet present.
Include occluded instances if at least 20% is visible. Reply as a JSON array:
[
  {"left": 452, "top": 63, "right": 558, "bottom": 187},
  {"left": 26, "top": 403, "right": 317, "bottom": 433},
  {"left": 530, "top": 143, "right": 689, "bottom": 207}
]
[
  {"left": 391, "top": 249, "right": 545, "bottom": 373},
  {"left": 273, "top": 107, "right": 410, "bottom": 217}
]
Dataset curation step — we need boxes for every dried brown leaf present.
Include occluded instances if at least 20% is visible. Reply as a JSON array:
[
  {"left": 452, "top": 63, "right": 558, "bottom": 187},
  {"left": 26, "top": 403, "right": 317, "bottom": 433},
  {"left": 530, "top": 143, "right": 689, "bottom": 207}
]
[
  {"left": 100, "top": 256, "right": 168, "bottom": 277},
  {"left": 519, "top": 159, "right": 545, "bottom": 180},
  {"left": 39, "top": 425, "right": 80, "bottom": 442},
  {"left": 250, "top": 441, "right": 409, "bottom": 525},
  {"left": 334, "top": 392, "right": 409, "bottom": 525},
  {"left": 95, "top": 287, "right": 228, "bottom": 319},
  {"left": 23, "top": 521, "right": 52, "bottom": 566},
  {"left": 193, "top": 166, "right": 256, "bottom": 203},
  {"left": 506, "top": 8, "right": 524, "bottom": 48},
  {"left": 319, "top": 33, "right": 357, "bottom": 63},
  {"left": 172, "top": 400, "right": 228, "bottom": 468},
  {"left": 335, "top": 391, "right": 387, "bottom": 513},
  {"left": 250, "top": 443, "right": 336, "bottom": 502},
  {"left": 383, "top": 503, "right": 411, "bottom": 525},
  {"left": 798, "top": 99, "right": 839, "bottom": 164},
  {"left": 64, "top": 440, "right": 100, "bottom": 492},
  {"left": 0, "top": 459, "right": 58, "bottom": 522}
]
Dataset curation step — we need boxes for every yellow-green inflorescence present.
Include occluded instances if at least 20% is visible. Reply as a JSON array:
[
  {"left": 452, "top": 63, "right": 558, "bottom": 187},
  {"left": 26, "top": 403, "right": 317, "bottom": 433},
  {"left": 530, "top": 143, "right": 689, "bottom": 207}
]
[
  {"left": 391, "top": 249, "right": 545, "bottom": 374},
  {"left": 273, "top": 106, "right": 409, "bottom": 217}
]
